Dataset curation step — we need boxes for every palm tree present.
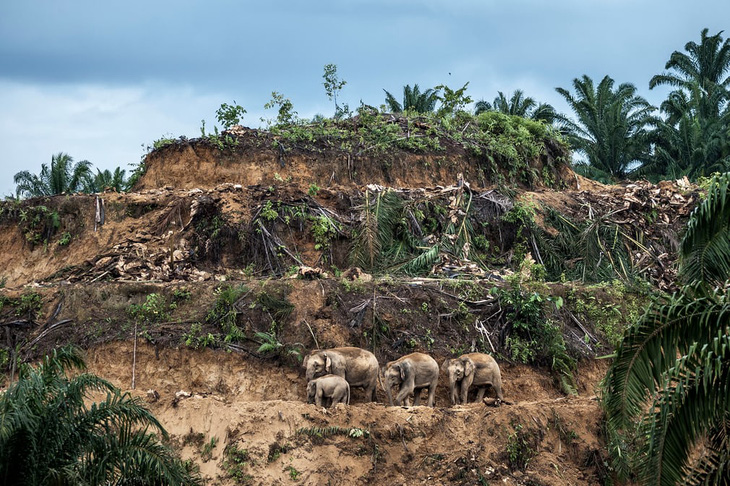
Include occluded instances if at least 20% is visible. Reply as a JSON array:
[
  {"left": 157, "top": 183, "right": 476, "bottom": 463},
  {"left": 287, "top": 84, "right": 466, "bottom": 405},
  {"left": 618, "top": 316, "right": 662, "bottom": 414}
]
[
  {"left": 474, "top": 90, "right": 557, "bottom": 123},
  {"left": 603, "top": 172, "right": 730, "bottom": 485},
  {"left": 14, "top": 152, "right": 93, "bottom": 199},
  {"left": 84, "top": 167, "right": 130, "bottom": 193},
  {"left": 0, "top": 346, "right": 200, "bottom": 485},
  {"left": 555, "top": 75, "right": 657, "bottom": 181},
  {"left": 647, "top": 29, "right": 730, "bottom": 180},
  {"left": 383, "top": 84, "right": 440, "bottom": 113},
  {"left": 650, "top": 28, "right": 730, "bottom": 120}
]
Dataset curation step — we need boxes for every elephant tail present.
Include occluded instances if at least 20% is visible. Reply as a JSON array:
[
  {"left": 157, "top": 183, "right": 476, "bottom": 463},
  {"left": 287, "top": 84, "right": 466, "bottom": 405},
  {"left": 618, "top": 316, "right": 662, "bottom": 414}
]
[{"left": 346, "top": 383, "right": 351, "bottom": 405}]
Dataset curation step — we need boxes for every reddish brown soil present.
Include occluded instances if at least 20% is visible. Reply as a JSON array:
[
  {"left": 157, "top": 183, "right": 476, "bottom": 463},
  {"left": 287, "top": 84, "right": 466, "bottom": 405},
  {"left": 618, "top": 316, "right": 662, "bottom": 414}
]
[{"left": 85, "top": 342, "right": 608, "bottom": 486}]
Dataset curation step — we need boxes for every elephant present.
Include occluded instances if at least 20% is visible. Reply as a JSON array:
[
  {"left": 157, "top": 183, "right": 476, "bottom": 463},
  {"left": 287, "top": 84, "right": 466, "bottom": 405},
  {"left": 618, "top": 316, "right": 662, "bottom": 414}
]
[
  {"left": 441, "top": 352, "right": 503, "bottom": 405},
  {"left": 303, "top": 347, "right": 379, "bottom": 402},
  {"left": 307, "top": 374, "right": 351, "bottom": 408},
  {"left": 382, "top": 352, "right": 439, "bottom": 407}
]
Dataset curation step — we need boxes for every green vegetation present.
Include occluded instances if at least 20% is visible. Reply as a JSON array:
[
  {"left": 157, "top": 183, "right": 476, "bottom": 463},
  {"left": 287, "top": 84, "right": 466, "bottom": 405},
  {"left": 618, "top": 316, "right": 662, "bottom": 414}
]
[
  {"left": 475, "top": 89, "right": 557, "bottom": 124},
  {"left": 207, "top": 284, "right": 248, "bottom": 343},
  {"left": 383, "top": 83, "right": 439, "bottom": 113},
  {"left": 84, "top": 167, "right": 130, "bottom": 193},
  {"left": 0, "top": 346, "right": 200, "bottom": 485},
  {"left": 506, "top": 421, "right": 537, "bottom": 471},
  {"left": 492, "top": 273, "right": 577, "bottom": 394},
  {"left": 223, "top": 443, "right": 254, "bottom": 483},
  {"left": 128, "top": 292, "right": 170, "bottom": 324},
  {"left": 13, "top": 152, "right": 92, "bottom": 199},
  {"left": 603, "top": 172, "right": 730, "bottom": 484},
  {"left": 556, "top": 75, "right": 656, "bottom": 182}
]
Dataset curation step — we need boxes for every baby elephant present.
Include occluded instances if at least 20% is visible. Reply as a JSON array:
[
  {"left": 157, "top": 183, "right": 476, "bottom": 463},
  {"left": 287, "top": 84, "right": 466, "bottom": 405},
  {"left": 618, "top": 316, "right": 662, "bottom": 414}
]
[
  {"left": 307, "top": 374, "right": 351, "bottom": 408},
  {"left": 442, "top": 352, "right": 503, "bottom": 405}
]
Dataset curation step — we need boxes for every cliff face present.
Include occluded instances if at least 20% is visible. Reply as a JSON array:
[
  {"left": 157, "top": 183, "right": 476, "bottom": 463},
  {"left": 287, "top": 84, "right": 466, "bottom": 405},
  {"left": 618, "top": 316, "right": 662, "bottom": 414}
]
[{"left": 133, "top": 123, "right": 576, "bottom": 191}]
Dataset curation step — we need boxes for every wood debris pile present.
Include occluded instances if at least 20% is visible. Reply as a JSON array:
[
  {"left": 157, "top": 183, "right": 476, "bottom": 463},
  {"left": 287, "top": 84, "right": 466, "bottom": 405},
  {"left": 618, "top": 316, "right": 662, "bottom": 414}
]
[{"left": 566, "top": 177, "right": 699, "bottom": 290}]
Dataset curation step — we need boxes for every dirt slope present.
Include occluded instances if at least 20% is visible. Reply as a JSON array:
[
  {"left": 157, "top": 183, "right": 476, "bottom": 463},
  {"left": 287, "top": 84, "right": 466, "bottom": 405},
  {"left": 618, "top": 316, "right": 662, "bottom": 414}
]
[
  {"left": 85, "top": 343, "right": 608, "bottom": 486},
  {"left": 0, "top": 131, "right": 693, "bottom": 485}
]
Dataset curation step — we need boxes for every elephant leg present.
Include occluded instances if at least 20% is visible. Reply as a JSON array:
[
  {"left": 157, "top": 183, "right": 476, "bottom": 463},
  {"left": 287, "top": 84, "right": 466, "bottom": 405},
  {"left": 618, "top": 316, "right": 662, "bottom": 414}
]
[
  {"left": 395, "top": 385, "right": 412, "bottom": 406},
  {"left": 494, "top": 383, "right": 504, "bottom": 402},
  {"left": 426, "top": 382, "right": 437, "bottom": 407},
  {"left": 315, "top": 390, "right": 323, "bottom": 408},
  {"left": 460, "top": 383, "right": 470, "bottom": 404},
  {"left": 475, "top": 386, "right": 486, "bottom": 402},
  {"left": 413, "top": 387, "right": 422, "bottom": 406},
  {"left": 365, "top": 379, "right": 376, "bottom": 402}
]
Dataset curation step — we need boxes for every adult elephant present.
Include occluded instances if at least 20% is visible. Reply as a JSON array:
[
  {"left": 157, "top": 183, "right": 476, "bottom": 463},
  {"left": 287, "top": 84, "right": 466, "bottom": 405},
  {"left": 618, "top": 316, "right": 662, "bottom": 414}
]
[
  {"left": 441, "top": 352, "right": 503, "bottom": 405},
  {"left": 382, "top": 352, "right": 439, "bottom": 407},
  {"left": 303, "top": 347, "right": 379, "bottom": 402}
]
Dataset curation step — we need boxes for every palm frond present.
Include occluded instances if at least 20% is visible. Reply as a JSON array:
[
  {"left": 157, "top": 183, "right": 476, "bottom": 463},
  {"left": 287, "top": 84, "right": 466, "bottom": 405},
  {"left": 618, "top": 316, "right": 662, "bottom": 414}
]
[{"left": 680, "top": 172, "right": 730, "bottom": 288}]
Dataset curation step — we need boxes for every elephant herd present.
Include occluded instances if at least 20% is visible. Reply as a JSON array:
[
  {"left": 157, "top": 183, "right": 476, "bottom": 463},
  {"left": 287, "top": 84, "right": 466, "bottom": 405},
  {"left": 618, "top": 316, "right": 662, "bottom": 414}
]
[{"left": 302, "top": 347, "right": 503, "bottom": 409}]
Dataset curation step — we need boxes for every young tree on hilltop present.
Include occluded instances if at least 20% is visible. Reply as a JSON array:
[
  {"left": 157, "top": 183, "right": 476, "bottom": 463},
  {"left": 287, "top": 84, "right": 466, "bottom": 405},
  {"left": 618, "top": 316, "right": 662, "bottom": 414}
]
[
  {"left": 555, "top": 75, "right": 657, "bottom": 182},
  {"left": 14, "top": 152, "right": 93, "bottom": 199},
  {"left": 0, "top": 345, "right": 200, "bottom": 485},
  {"left": 603, "top": 172, "right": 730, "bottom": 485},
  {"left": 383, "top": 84, "right": 440, "bottom": 113}
]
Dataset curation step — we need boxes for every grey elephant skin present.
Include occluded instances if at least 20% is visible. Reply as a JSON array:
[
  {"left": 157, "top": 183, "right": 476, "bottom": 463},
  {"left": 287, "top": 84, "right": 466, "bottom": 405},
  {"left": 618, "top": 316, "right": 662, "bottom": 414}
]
[
  {"left": 303, "top": 347, "right": 379, "bottom": 402},
  {"left": 442, "top": 352, "right": 503, "bottom": 405},
  {"left": 307, "top": 374, "right": 351, "bottom": 408},
  {"left": 382, "top": 352, "right": 439, "bottom": 407}
]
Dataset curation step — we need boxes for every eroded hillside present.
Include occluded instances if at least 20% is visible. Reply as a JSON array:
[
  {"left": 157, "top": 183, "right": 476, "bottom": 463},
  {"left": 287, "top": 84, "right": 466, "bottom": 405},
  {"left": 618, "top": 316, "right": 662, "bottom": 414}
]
[{"left": 0, "top": 121, "right": 700, "bottom": 484}]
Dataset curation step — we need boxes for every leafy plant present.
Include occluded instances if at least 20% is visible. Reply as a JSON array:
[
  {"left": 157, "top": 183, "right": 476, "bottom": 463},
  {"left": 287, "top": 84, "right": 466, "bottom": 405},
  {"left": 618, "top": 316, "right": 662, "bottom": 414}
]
[
  {"left": 216, "top": 101, "right": 247, "bottom": 129},
  {"left": 493, "top": 282, "right": 576, "bottom": 394},
  {"left": 207, "top": 284, "right": 248, "bottom": 343},
  {"left": 201, "top": 436, "right": 217, "bottom": 462},
  {"left": 128, "top": 293, "right": 169, "bottom": 324},
  {"left": 0, "top": 346, "right": 200, "bottom": 485},
  {"left": 603, "top": 171, "right": 730, "bottom": 484},
  {"left": 15, "top": 291, "right": 42, "bottom": 320},
  {"left": 264, "top": 92, "right": 297, "bottom": 126},
  {"left": 322, "top": 63, "right": 348, "bottom": 118},
  {"left": 507, "top": 422, "right": 537, "bottom": 471},
  {"left": 286, "top": 465, "right": 300, "bottom": 480},
  {"left": 223, "top": 443, "right": 253, "bottom": 483}
]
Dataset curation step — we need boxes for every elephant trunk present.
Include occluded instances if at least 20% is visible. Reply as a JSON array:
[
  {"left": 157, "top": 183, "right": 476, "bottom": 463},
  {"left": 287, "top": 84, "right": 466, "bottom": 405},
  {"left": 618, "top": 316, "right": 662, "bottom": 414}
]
[{"left": 381, "top": 369, "right": 394, "bottom": 406}]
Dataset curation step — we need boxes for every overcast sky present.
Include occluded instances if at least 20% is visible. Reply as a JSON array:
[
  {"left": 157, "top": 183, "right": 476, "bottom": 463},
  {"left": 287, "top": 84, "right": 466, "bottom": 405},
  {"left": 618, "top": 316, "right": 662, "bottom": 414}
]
[{"left": 1, "top": 0, "right": 727, "bottom": 197}]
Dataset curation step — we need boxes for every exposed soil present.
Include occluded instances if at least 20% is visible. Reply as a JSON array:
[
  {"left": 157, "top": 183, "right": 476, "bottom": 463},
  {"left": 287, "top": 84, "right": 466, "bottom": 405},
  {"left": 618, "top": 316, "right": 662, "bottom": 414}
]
[
  {"left": 83, "top": 342, "right": 608, "bottom": 486},
  {"left": 0, "top": 134, "right": 694, "bottom": 485}
]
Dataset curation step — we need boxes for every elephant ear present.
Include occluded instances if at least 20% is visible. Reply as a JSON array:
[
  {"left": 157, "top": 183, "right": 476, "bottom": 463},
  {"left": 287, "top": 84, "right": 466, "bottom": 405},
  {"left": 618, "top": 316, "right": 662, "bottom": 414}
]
[
  {"left": 399, "top": 361, "right": 411, "bottom": 381},
  {"left": 463, "top": 357, "right": 475, "bottom": 377},
  {"left": 302, "top": 354, "right": 310, "bottom": 369},
  {"left": 324, "top": 354, "right": 332, "bottom": 374},
  {"left": 441, "top": 358, "right": 451, "bottom": 372}
]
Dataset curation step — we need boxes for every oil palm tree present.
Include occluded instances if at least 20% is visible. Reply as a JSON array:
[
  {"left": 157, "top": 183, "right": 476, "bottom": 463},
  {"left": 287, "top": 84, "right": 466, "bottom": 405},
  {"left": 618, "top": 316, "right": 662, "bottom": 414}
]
[
  {"left": 383, "top": 84, "right": 440, "bottom": 113},
  {"left": 650, "top": 28, "right": 730, "bottom": 120},
  {"left": 603, "top": 172, "right": 730, "bottom": 485},
  {"left": 14, "top": 152, "right": 93, "bottom": 199},
  {"left": 555, "top": 75, "right": 657, "bottom": 181},
  {"left": 648, "top": 29, "right": 730, "bottom": 180},
  {"left": 84, "top": 167, "right": 130, "bottom": 193},
  {"left": 0, "top": 346, "right": 200, "bottom": 485},
  {"left": 474, "top": 90, "right": 557, "bottom": 124}
]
